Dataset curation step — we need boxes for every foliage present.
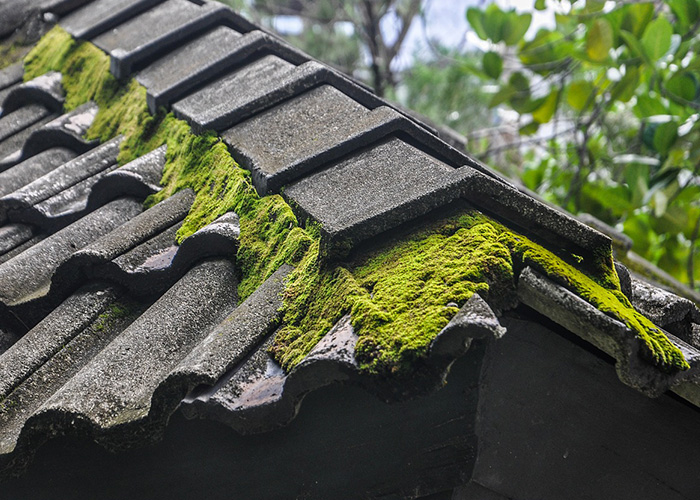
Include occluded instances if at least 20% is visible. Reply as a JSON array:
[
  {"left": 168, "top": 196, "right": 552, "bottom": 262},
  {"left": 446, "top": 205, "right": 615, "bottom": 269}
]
[
  {"left": 463, "top": 0, "right": 700, "bottom": 289},
  {"left": 217, "top": 0, "right": 421, "bottom": 96},
  {"left": 390, "top": 46, "right": 493, "bottom": 137}
]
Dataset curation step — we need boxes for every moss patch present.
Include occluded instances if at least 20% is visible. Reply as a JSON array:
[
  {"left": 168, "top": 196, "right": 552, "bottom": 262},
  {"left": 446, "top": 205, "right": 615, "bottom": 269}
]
[
  {"left": 273, "top": 210, "right": 689, "bottom": 374},
  {"left": 22, "top": 27, "right": 688, "bottom": 376}
]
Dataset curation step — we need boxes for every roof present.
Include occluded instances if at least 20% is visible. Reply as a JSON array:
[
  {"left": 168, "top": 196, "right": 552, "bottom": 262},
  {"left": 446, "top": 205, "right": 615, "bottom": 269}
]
[{"left": 1, "top": 0, "right": 700, "bottom": 482}]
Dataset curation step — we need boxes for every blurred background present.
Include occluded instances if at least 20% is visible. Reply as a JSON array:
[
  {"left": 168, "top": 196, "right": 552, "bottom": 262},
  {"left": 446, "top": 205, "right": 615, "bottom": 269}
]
[{"left": 217, "top": 0, "right": 700, "bottom": 298}]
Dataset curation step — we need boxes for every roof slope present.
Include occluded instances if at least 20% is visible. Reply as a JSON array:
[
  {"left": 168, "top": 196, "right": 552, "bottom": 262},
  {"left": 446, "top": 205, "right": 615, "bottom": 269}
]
[{"left": 0, "top": 0, "right": 700, "bottom": 480}]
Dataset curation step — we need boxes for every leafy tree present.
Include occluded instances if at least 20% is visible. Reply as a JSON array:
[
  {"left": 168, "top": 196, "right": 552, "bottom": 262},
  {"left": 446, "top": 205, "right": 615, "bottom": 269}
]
[
  {"left": 464, "top": 0, "right": 700, "bottom": 289},
  {"left": 221, "top": 0, "right": 422, "bottom": 96}
]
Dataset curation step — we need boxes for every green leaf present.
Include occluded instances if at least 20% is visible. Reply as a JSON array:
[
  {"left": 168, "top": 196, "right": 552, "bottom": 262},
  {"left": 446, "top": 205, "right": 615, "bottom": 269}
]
[
  {"left": 519, "top": 120, "right": 540, "bottom": 135},
  {"left": 669, "top": 0, "right": 700, "bottom": 29},
  {"left": 635, "top": 95, "right": 667, "bottom": 117},
  {"left": 666, "top": 72, "right": 698, "bottom": 101},
  {"left": 483, "top": 51, "right": 503, "bottom": 79},
  {"left": 533, "top": 90, "right": 559, "bottom": 123},
  {"left": 567, "top": 80, "right": 595, "bottom": 111},
  {"left": 535, "top": 0, "right": 546, "bottom": 10},
  {"left": 641, "top": 17, "right": 673, "bottom": 62},
  {"left": 489, "top": 85, "right": 515, "bottom": 108},
  {"left": 483, "top": 4, "right": 508, "bottom": 43},
  {"left": 503, "top": 12, "right": 532, "bottom": 46},
  {"left": 619, "top": 29, "right": 650, "bottom": 64},
  {"left": 620, "top": 2, "right": 654, "bottom": 38},
  {"left": 653, "top": 121, "right": 679, "bottom": 155},
  {"left": 467, "top": 8, "right": 488, "bottom": 40},
  {"left": 581, "top": 0, "right": 606, "bottom": 14},
  {"left": 610, "top": 66, "right": 640, "bottom": 103},
  {"left": 586, "top": 18, "right": 613, "bottom": 62}
]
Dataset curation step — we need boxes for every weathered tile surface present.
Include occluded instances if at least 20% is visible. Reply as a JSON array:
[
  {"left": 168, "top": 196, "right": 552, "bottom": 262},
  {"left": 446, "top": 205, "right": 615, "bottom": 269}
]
[
  {"left": 284, "top": 137, "right": 471, "bottom": 253},
  {"left": 93, "top": 0, "right": 229, "bottom": 79},
  {"left": 172, "top": 54, "right": 296, "bottom": 132},
  {"left": 60, "top": 0, "right": 163, "bottom": 39}
]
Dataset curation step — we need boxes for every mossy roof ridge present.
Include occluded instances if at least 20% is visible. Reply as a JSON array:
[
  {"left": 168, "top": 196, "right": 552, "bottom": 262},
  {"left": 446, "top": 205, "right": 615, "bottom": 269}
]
[{"left": 20, "top": 26, "right": 689, "bottom": 379}]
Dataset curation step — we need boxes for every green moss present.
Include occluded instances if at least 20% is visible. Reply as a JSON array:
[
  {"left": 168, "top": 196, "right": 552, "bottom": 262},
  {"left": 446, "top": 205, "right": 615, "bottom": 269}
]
[
  {"left": 272, "top": 212, "right": 516, "bottom": 374},
  {"left": 505, "top": 230, "right": 688, "bottom": 372},
  {"left": 273, "top": 210, "right": 689, "bottom": 375},
  {"left": 22, "top": 27, "right": 688, "bottom": 377},
  {"left": 92, "top": 302, "right": 133, "bottom": 332}
]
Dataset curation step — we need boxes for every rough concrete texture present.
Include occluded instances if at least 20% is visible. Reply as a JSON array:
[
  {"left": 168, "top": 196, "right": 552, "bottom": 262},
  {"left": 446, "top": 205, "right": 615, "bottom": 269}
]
[
  {"left": 137, "top": 25, "right": 243, "bottom": 110},
  {"left": 0, "top": 114, "right": 56, "bottom": 169},
  {"left": 0, "top": 64, "right": 23, "bottom": 92},
  {"left": 631, "top": 277, "right": 700, "bottom": 347},
  {"left": 93, "top": 0, "right": 228, "bottom": 79},
  {"left": 0, "top": 105, "right": 51, "bottom": 144},
  {"left": 0, "top": 148, "right": 76, "bottom": 197},
  {"left": 0, "top": 136, "right": 121, "bottom": 224},
  {"left": 1, "top": 71, "right": 64, "bottom": 114},
  {"left": 0, "top": 285, "right": 118, "bottom": 400},
  {"left": 430, "top": 293, "right": 506, "bottom": 358},
  {"left": 186, "top": 314, "right": 358, "bottom": 434},
  {"left": 284, "top": 136, "right": 471, "bottom": 255},
  {"left": 223, "top": 84, "right": 369, "bottom": 193},
  {"left": 166, "top": 264, "right": 291, "bottom": 396},
  {"left": 68, "top": 189, "right": 193, "bottom": 265},
  {"left": 60, "top": 0, "right": 162, "bottom": 40},
  {"left": 88, "top": 143, "right": 165, "bottom": 203},
  {"left": 0, "top": 288, "right": 142, "bottom": 461},
  {"left": 0, "top": 223, "right": 34, "bottom": 257},
  {"left": 140, "top": 28, "right": 309, "bottom": 113},
  {"left": 15, "top": 101, "right": 99, "bottom": 161},
  {"left": 35, "top": 259, "right": 237, "bottom": 431},
  {"left": 0, "top": 197, "right": 142, "bottom": 307},
  {"left": 172, "top": 54, "right": 296, "bottom": 132}
]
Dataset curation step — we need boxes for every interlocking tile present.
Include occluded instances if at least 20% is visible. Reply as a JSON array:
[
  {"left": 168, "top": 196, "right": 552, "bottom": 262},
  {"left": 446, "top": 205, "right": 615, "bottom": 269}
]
[
  {"left": 138, "top": 27, "right": 308, "bottom": 113},
  {"left": 93, "top": 0, "right": 233, "bottom": 79},
  {"left": 284, "top": 137, "right": 472, "bottom": 255},
  {"left": 60, "top": 0, "right": 163, "bottom": 40}
]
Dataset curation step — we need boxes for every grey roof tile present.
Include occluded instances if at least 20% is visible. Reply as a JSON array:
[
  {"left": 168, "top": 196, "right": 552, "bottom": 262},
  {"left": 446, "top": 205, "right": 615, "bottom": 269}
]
[
  {"left": 0, "top": 288, "right": 143, "bottom": 459},
  {"left": 0, "top": 105, "right": 51, "bottom": 144},
  {"left": 284, "top": 137, "right": 472, "bottom": 256},
  {"left": 60, "top": 0, "right": 163, "bottom": 40},
  {"left": 137, "top": 27, "right": 309, "bottom": 113},
  {"left": 0, "top": 63, "right": 24, "bottom": 92},
  {"left": 169, "top": 264, "right": 291, "bottom": 388},
  {"left": 0, "top": 285, "right": 120, "bottom": 401},
  {"left": 0, "top": 114, "right": 57, "bottom": 168},
  {"left": 174, "top": 58, "right": 392, "bottom": 133},
  {"left": 0, "top": 71, "right": 64, "bottom": 115},
  {"left": 13, "top": 101, "right": 99, "bottom": 159},
  {"left": 0, "top": 136, "right": 121, "bottom": 226},
  {"left": 0, "top": 148, "right": 77, "bottom": 197},
  {"left": 0, "top": 197, "right": 142, "bottom": 308},
  {"left": 92, "top": 0, "right": 231, "bottom": 79},
  {"left": 172, "top": 54, "right": 297, "bottom": 132},
  {"left": 35, "top": 258, "right": 237, "bottom": 435},
  {"left": 223, "top": 84, "right": 368, "bottom": 194},
  {"left": 0, "top": 224, "right": 35, "bottom": 258},
  {"left": 517, "top": 266, "right": 700, "bottom": 398}
]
